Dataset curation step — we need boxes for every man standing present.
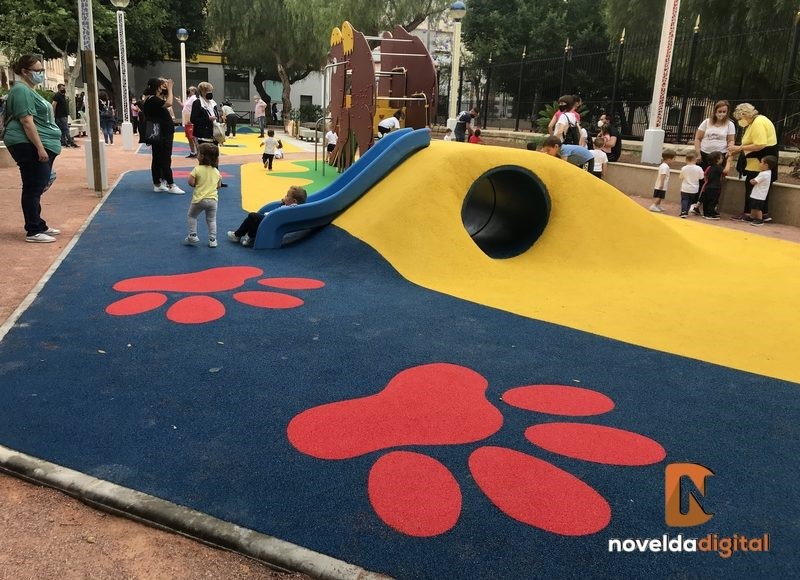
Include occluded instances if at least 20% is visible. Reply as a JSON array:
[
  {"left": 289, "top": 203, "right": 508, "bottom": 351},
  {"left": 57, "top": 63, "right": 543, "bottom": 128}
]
[
  {"left": 254, "top": 95, "right": 268, "bottom": 138},
  {"left": 454, "top": 107, "right": 479, "bottom": 142},
  {"left": 52, "top": 84, "right": 78, "bottom": 148}
]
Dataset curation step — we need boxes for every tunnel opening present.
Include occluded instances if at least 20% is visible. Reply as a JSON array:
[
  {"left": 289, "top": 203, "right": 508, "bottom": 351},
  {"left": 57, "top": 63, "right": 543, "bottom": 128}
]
[{"left": 461, "top": 166, "right": 551, "bottom": 259}]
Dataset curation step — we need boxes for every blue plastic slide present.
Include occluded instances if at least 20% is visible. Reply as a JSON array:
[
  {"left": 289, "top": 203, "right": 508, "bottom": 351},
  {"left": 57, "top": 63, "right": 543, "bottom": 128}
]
[{"left": 253, "top": 128, "right": 431, "bottom": 249}]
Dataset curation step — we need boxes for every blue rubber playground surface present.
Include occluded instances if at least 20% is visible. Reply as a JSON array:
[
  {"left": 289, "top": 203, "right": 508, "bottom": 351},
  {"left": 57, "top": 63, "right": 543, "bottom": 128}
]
[{"left": 0, "top": 160, "right": 798, "bottom": 578}]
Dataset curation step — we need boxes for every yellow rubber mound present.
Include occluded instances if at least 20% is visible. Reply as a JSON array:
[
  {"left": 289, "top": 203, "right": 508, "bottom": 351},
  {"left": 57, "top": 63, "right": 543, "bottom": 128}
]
[{"left": 335, "top": 140, "right": 800, "bottom": 383}]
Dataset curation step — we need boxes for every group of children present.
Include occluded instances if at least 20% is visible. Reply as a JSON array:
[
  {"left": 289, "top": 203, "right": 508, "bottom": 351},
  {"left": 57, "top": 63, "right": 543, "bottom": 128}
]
[
  {"left": 181, "top": 139, "right": 305, "bottom": 249},
  {"left": 650, "top": 149, "right": 776, "bottom": 226},
  {"left": 443, "top": 127, "right": 484, "bottom": 144}
]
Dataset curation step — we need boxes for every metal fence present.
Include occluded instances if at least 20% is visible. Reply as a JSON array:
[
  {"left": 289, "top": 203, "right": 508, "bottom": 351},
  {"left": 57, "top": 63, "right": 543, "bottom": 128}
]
[{"left": 438, "top": 23, "right": 800, "bottom": 147}]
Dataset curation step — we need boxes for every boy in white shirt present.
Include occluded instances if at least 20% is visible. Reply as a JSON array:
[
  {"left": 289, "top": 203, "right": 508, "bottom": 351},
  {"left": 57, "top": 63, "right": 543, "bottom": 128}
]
[
  {"left": 747, "top": 156, "right": 777, "bottom": 227},
  {"left": 649, "top": 149, "right": 676, "bottom": 213},
  {"left": 262, "top": 129, "right": 279, "bottom": 171},
  {"left": 590, "top": 136, "right": 608, "bottom": 179},
  {"left": 678, "top": 151, "right": 705, "bottom": 218},
  {"left": 325, "top": 127, "right": 338, "bottom": 164},
  {"left": 377, "top": 110, "right": 403, "bottom": 137}
]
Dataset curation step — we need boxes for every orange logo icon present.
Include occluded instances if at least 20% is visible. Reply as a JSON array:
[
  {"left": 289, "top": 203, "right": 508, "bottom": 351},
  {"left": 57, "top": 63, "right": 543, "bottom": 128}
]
[{"left": 665, "top": 463, "right": 714, "bottom": 527}]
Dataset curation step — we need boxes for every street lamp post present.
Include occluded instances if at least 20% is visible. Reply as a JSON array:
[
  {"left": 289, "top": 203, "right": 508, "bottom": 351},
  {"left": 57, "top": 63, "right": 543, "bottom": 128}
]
[
  {"left": 447, "top": 1, "right": 467, "bottom": 128},
  {"left": 110, "top": 0, "right": 133, "bottom": 151},
  {"left": 177, "top": 28, "right": 189, "bottom": 108}
]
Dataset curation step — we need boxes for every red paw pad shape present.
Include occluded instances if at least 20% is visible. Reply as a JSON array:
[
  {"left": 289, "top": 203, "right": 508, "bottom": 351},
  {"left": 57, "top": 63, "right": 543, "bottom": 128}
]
[
  {"left": 288, "top": 365, "right": 666, "bottom": 538},
  {"left": 105, "top": 266, "right": 324, "bottom": 324}
]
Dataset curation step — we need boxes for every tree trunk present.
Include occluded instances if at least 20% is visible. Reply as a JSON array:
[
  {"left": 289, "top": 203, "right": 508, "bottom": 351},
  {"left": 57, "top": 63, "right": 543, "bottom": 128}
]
[
  {"left": 277, "top": 63, "right": 292, "bottom": 132},
  {"left": 100, "top": 56, "right": 121, "bottom": 114},
  {"left": 62, "top": 53, "right": 82, "bottom": 119},
  {"left": 252, "top": 69, "right": 272, "bottom": 105}
]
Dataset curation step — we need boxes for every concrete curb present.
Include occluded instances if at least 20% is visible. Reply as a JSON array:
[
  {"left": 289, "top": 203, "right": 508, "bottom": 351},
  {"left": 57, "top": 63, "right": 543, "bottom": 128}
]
[{"left": 0, "top": 445, "right": 391, "bottom": 580}]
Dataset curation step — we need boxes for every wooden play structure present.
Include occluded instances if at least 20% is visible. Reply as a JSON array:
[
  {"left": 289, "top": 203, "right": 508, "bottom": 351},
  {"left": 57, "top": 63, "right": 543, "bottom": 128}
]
[{"left": 327, "top": 21, "right": 437, "bottom": 171}]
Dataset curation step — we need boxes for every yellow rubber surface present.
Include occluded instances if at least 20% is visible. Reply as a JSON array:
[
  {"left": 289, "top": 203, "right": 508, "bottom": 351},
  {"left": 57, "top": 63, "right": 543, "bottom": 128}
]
[
  {"left": 334, "top": 140, "right": 800, "bottom": 383},
  {"left": 240, "top": 160, "right": 316, "bottom": 212},
  {"left": 172, "top": 132, "right": 304, "bottom": 156}
]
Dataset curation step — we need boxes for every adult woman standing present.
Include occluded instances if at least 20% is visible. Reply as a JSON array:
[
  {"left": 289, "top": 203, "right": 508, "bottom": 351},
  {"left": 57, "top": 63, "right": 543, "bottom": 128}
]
[
  {"left": 3, "top": 54, "right": 63, "bottom": 243},
  {"left": 141, "top": 77, "right": 183, "bottom": 194},
  {"left": 190, "top": 82, "right": 220, "bottom": 146},
  {"left": 694, "top": 100, "right": 735, "bottom": 173},
  {"left": 98, "top": 89, "right": 116, "bottom": 145},
  {"left": 728, "top": 103, "right": 778, "bottom": 221}
]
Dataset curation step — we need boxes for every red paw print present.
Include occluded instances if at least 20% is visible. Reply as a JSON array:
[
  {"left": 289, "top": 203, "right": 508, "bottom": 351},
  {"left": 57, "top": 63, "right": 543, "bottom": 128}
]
[
  {"left": 288, "top": 363, "right": 666, "bottom": 537},
  {"left": 106, "top": 266, "right": 324, "bottom": 324}
]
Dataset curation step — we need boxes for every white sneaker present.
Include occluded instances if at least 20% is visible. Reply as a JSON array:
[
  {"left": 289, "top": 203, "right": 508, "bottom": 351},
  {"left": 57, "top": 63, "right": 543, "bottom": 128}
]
[
  {"left": 209, "top": 238, "right": 218, "bottom": 248},
  {"left": 153, "top": 183, "right": 168, "bottom": 192},
  {"left": 25, "top": 233, "right": 56, "bottom": 243},
  {"left": 166, "top": 184, "right": 185, "bottom": 195},
  {"left": 648, "top": 204, "right": 662, "bottom": 212},
  {"left": 44, "top": 227, "right": 61, "bottom": 235},
  {"left": 241, "top": 235, "right": 253, "bottom": 247},
  {"left": 183, "top": 234, "right": 200, "bottom": 246},
  {"left": 226, "top": 231, "right": 240, "bottom": 243}
]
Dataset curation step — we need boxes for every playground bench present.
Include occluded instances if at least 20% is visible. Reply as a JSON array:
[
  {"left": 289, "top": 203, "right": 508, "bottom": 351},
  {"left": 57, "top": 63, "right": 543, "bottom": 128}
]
[{"left": 298, "top": 127, "right": 320, "bottom": 142}]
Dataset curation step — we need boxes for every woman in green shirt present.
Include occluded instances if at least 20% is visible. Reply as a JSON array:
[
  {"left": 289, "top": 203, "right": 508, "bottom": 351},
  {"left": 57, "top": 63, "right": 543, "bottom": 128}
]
[{"left": 3, "top": 54, "right": 62, "bottom": 243}]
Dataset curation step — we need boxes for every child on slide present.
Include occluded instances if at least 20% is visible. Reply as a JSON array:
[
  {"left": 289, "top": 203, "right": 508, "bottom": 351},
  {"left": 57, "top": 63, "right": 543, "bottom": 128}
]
[{"left": 227, "top": 185, "right": 307, "bottom": 247}]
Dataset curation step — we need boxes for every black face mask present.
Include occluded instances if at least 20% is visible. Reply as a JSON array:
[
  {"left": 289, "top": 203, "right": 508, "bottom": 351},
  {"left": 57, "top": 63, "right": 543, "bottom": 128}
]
[{"left": 205, "top": 93, "right": 213, "bottom": 100}]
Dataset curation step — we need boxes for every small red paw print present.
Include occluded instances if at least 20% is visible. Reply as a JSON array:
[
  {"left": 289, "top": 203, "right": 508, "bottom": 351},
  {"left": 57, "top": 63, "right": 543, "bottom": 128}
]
[
  {"left": 288, "top": 363, "right": 666, "bottom": 537},
  {"left": 106, "top": 266, "right": 324, "bottom": 324}
]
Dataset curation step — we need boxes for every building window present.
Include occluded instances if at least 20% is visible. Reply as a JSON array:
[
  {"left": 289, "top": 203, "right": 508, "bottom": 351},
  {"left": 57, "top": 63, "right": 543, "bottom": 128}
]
[
  {"left": 225, "top": 69, "right": 250, "bottom": 101},
  {"left": 300, "top": 95, "right": 313, "bottom": 107},
  {"left": 186, "top": 67, "right": 208, "bottom": 91}
]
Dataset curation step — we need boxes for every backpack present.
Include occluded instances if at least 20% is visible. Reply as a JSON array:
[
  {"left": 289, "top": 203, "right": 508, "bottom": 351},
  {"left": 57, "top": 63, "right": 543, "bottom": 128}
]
[
  {"left": 99, "top": 100, "right": 114, "bottom": 120},
  {"left": 561, "top": 113, "right": 581, "bottom": 145}
]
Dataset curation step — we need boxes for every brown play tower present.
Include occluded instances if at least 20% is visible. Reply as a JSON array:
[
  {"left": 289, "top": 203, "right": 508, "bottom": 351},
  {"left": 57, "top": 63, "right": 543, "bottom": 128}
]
[{"left": 327, "top": 21, "right": 438, "bottom": 170}]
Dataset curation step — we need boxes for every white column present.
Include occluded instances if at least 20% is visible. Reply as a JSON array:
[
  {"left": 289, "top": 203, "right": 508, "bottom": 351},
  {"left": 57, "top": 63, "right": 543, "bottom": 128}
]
[
  {"left": 117, "top": 10, "right": 134, "bottom": 151},
  {"left": 180, "top": 41, "right": 187, "bottom": 110},
  {"left": 642, "top": 0, "right": 681, "bottom": 164},
  {"left": 447, "top": 19, "right": 462, "bottom": 128}
]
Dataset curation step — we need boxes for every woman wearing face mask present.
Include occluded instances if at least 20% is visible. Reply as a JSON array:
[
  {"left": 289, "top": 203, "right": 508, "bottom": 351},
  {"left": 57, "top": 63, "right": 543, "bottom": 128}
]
[
  {"left": 190, "top": 83, "right": 228, "bottom": 187},
  {"left": 190, "top": 82, "right": 220, "bottom": 146},
  {"left": 141, "top": 77, "right": 183, "bottom": 194},
  {"left": 693, "top": 100, "right": 735, "bottom": 191},
  {"left": 3, "top": 54, "right": 63, "bottom": 243},
  {"left": 728, "top": 103, "right": 778, "bottom": 222}
]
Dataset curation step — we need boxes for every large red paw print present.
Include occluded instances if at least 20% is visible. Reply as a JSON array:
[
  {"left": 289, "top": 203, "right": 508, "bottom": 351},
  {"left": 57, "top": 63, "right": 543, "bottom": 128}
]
[
  {"left": 106, "top": 266, "right": 324, "bottom": 324},
  {"left": 288, "top": 363, "right": 666, "bottom": 538}
]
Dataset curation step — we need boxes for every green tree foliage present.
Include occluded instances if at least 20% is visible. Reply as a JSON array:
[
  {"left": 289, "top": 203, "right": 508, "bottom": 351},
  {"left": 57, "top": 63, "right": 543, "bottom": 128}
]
[
  {"left": 208, "top": 0, "right": 450, "bottom": 124},
  {"left": 0, "top": 0, "right": 208, "bottom": 112},
  {"left": 461, "top": 0, "right": 609, "bottom": 119}
]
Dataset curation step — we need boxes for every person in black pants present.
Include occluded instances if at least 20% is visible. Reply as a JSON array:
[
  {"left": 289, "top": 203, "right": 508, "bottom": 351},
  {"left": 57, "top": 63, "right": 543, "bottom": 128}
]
[
  {"left": 227, "top": 186, "right": 307, "bottom": 246},
  {"left": 141, "top": 77, "right": 184, "bottom": 194},
  {"left": 52, "top": 84, "right": 78, "bottom": 148}
]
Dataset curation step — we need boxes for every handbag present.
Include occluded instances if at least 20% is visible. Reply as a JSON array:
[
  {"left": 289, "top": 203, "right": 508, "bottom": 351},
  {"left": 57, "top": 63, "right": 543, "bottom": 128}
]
[
  {"left": 212, "top": 120, "right": 226, "bottom": 144},
  {"left": 143, "top": 119, "right": 162, "bottom": 145}
]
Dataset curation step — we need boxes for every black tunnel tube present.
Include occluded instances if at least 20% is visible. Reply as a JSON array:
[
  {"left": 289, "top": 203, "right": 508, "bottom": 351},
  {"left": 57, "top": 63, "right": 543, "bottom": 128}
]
[{"left": 461, "top": 166, "right": 551, "bottom": 259}]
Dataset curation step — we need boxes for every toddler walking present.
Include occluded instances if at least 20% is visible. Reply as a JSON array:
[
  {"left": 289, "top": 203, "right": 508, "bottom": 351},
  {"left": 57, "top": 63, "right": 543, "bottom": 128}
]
[
  {"left": 747, "top": 156, "right": 777, "bottom": 226},
  {"left": 649, "top": 149, "right": 676, "bottom": 212},
  {"left": 591, "top": 136, "right": 608, "bottom": 179},
  {"left": 262, "top": 129, "right": 279, "bottom": 171},
  {"left": 679, "top": 151, "right": 704, "bottom": 218},
  {"left": 184, "top": 143, "right": 221, "bottom": 247}
]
